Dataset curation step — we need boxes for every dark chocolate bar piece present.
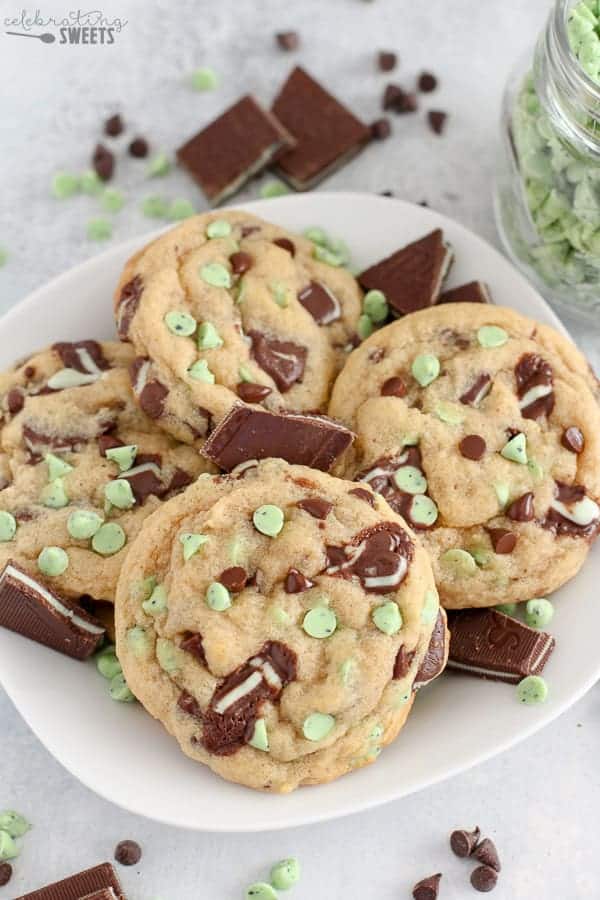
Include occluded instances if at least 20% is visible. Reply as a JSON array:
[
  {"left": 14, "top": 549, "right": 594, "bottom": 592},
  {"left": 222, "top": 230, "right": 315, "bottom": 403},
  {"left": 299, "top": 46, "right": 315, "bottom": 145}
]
[
  {"left": 202, "top": 405, "right": 353, "bottom": 473},
  {"left": 358, "top": 229, "right": 453, "bottom": 316},
  {"left": 438, "top": 280, "right": 492, "bottom": 305},
  {"left": 0, "top": 562, "right": 105, "bottom": 660},
  {"left": 447, "top": 609, "right": 555, "bottom": 684},
  {"left": 272, "top": 66, "right": 371, "bottom": 190},
  {"left": 177, "top": 95, "right": 295, "bottom": 205},
  {"left": 414, "top": 610, "right": 448, "bottom": 689},
  {"left": 16, "top": 863, "right": 124, "bottom": 900}
]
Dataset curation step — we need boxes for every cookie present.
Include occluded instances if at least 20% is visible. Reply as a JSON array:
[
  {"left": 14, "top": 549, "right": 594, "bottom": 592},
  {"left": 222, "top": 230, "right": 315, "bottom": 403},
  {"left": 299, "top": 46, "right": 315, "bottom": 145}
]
[
  {"left": 329, "top": 303, "right": 600, "bottom": 609},
  {"left": 114, "top": 211, "right": 363, "bottom": 447},
  {"left": 115, "top": 459, "right": 446, "bottom": 792},
  {"left": 0, "top": 340, "right": 210, "bottom": 607}
]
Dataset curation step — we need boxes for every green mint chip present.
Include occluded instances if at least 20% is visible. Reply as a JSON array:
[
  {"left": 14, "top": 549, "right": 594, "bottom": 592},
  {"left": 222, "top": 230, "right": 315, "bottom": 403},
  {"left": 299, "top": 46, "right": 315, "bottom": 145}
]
[
  {"left": 106, "top": 444, "right": 137, "bottom": 472},
  {"left": 302, "top": 712, "right": 335, "bottom": 741},
  {"left": 87, "top": 218, "right": 112, "bottom": 241},
  {"left": 165, "top": 310, "right": 197, "bottom": 337},
  {"left": 147, "top": 152, "right": 171, "bottom": 177},
  {"left": 477, "top": 325, "right": 508, "bottom": 348},
  {"left": 197, "top": 321, "right": 223, "bottom": 349},
  {"left": 67, "top": 509, "right": 104, "bottom": 540},
  {"left": 206, "top": 219, "right": 232, "bottom": 239},
  {"left": 270, "top": 858, "right": 301, "bottom": 890},
  {"left": 0, "top": 511, "right": 17, "bottom": 542},
  {"left": 302, "top": 606, "right": 337, "bottom": 639},
  {"left": 259, "top": 180, "right": 290, "bottom": 199},
  {"left": 168, "top": 199, "right": 196, "bottom": 221},
  {"left": 37, "top": 546, "right": 69, "bottom": 577},
  {"left": 141, "top": 195, "right": 169, "bottom": 219},
  {"left": 199, "top": 262, "right": 232, "bottom": 289},
  {"left": 51, "top": 172, "right": 80, "bottom": 199},
  {"left": 179, "top": 532, "right": 209, "bottom": 560},
  {"left": 411, "top": 353, "right": 440, "bottom": 387},
  {"left": 91, "top": 522, "right": 126, "bottom": 556},
  {"left": 190, "top": 66, "right": 219, "bottom": 91},
  {"left": 363, "top": 289, "right": 389, "bottom": 323},
  {"left": 101, "top": 188, "right": 125, "bottom": 213},
  {"left": 187, "top": 359, "right": 215, "bottom": 383},
  {"left": 45, "top": 453, "right": 73, "bottom": 481},
  {"left": 252, "top": 504, "right": 284, "bottom": 537},
  {"left": 104, "top": 479, "right": 136, "bottom": 510}
]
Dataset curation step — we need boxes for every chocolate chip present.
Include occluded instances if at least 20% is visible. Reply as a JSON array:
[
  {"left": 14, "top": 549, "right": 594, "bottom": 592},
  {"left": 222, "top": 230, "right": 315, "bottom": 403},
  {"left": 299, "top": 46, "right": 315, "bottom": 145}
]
[
  {"left": 562, "top": 426, "right": 584, "bottom": 454},
  {"left": 129, "top": 136, "right": 149, "bottom": 158},
  {"left": 298, "top": 281, "right": 341, "bottom": 325},
  {"left": 506, "top": 492, "right": 535, "bottom": 522},
  {"left": 487, "top": 528, "right": 517, "bottom": 554},
  {"left": 0, "top": 863, "right": 12, "bottom": 886},
  {"left": 381, "top": 376, "right": 406, "bottom": 397},
  {"left": 104, "top": 113, "right": 124, "bottom": 136},
  {"left": 114, "top": 840, "right": 142, "bottom": 866},
  {"left": 180, "top": 631, "right": 207, "bottom": 666},
  {"left": 230, "top": 251, "right": 254, "bottom": 274},
  {"left": 276, "top": 30, "right": 299, "bottom": 51},
  {"left": 6, "top": 388, "right": 24, "bottom": 414},
  {"left": 370, "top": 117, "right": 392, "bottom": 140},
  {"left": 249, "top": 330, "right": 307, "bottom": 392},
  {"left": 92, "top": 143, "right": 115, "bottom": 181},
  {"left": 380, "top": 190, "right": 394, "bottom": 197},
  {"left": 418, "top": 72, "right": 438, "bottom": 92},
  {"left": 378, "top": 51, "right": 397, "bottom": 71},
  {"left": 473, "top": 838, "right": 501, "bottom": 873},
  {"left": 382, "top": 83, "right": 403, "bottom": 110},
  {"left": 470, "top": 865, "right": 498, "bottom": 893},
  {"left": 427, "top": 110, "right": 447, "bottom": 135},
  {"left": 178, "top": 689, "right": 203, "bottom": 718},
  {"left": 349, "top": 487, "right": 375, "bottom": 506},
  {"left": 450, "top": 826, "right": 481, "bottom": 857},
  {"left": 24, "top": 365, "right": 36, "bottom": 378},
  {"left": 219, "top": 566, "right": 248, "bottom": 593},
  {"left": 236, "top": 382, "right": 272, "bottom": 403},
  {"left": 53, "top": 339, "right": 110, "bottom": 373},
  {"left": 393, "top": 644, "right": 415, "bottom": 678},
  {"left": 117, "top": 275, "right": 144, "bottom": 339},
  {"left": 273, "top": 237, "right": 295, "bottom": 256},
  {"left": 412, "top": 873, "right": 442, "bottom": 900},
  {"left": 284, "top": 568, "right": 315, "bottom": 593},
  {"left": 459, "top": 434, "right": 486, "bottom": 461},
  {"left": 383, "top": 84, "right": 418, "bottom": 113},
  {"left": 297, "top": 497, "right": 333, "bottom": 519}
]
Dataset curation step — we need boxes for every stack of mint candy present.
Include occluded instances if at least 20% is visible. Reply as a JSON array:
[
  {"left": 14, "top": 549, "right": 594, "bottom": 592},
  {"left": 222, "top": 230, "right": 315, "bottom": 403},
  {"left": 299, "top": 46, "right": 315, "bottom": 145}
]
[{"left": 511, "top": 0, "right": 600, "bottom": 291}]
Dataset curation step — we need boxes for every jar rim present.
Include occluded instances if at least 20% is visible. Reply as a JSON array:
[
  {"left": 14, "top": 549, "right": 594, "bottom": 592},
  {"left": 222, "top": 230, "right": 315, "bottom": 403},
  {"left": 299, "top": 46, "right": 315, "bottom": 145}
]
[{"left": 552, "top": 0, "right": 600, "bottom": 101}]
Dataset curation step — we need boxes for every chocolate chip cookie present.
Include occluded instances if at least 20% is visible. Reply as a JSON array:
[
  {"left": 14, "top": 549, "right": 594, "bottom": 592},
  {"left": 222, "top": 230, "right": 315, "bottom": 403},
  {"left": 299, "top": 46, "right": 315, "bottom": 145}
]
[
  {"left": 0, "top": 340, "right": 211, "bottom": 607},
  {"left": 115, "top": 459, "right": 447, "bottom": 792},
  {"left": 114, "top": 211, "right": 363, "bottom": 446},
  {"left": 329, "top": 303, "right": 600, "bottom": 609}
]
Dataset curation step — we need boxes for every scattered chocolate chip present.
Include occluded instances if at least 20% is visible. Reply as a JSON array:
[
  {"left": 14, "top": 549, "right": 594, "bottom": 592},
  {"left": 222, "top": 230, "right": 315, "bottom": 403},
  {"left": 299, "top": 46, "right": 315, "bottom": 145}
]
[
  {"left": 383, "top": 84, "right": 418, "bottom": 113},
  {"left": 129, "top": 136, "right": 149, "bottom": 158},
  {"left": 236, "top": 382, "right": 272, "bottom": 403},
  {"left": 349, "top": 487, "right": 375, "bottom": 506},
  {"left": 378, "top": 50, "right": 397, "bottom": 71},
  {"left": 104, "top": 113, "right": 124, "bottom": 137},
  {"left": 412, "top": 873, "right": 442, "bottom": 900},
  {"left": 506, "top": 491, "right": 535, "bottom": 522},
  {"left": 470, "top": 865, "right": 498, "bottom": 893},
  {"left": 284, "top": 568, "right": 316, "bottom": 593},
  {"left": 0, "top": 863, "right": 12, "bottom": 886},
  {"left": 114, "top": 839, "right": 142, "bottom": 866},
  {"left": 450, "top": 826, "right": 481, "bottom": 857},
  {"left": 230, "top": 251, "right": 254, "bottom": 274},
  {"left": 418, "top": 72, "right": 438, "bottom": 92},
  {"left": 276, "top": 30, "right": 299, "bottom": 51},
  {"left": 297, "top": 497, "right": 333, "bottom": 519},
  {"left": 380, "top": 190, "right": 394, "bottom": 197},
  {"left": 381, "top": 376, "right": 406, "bottom": 397},
  {"left": 297, "top": 281, "right": 341, "bottom": 325},
  {"left": 370, "top": 117, "right": 392, "bottom": 140},
  {"left": 459, "top": 434, "right": 486, "bottom": 461},
  {"left": 92, "top": 143, "right": 115, "bottom": 181},
  {"left": 473, "top": 838, "right": 501, "bottom": 873},
  {"left": 6, "top": 388, "right": 24, "bottom": 414},
  {"left": 219, "top": 566, "right": 248, "bottom": 593},
  {"left": 427, "top": 110, "right": 447, "bottom": 135},
  {"left": 273, "top": 237, "right": 295, "bottom": 256},
  {"left": 487, "top": 528, "right": 517, "bottom": 555},
  {"left": 561, "top": 426, "right": 584, "bottom": 454}
]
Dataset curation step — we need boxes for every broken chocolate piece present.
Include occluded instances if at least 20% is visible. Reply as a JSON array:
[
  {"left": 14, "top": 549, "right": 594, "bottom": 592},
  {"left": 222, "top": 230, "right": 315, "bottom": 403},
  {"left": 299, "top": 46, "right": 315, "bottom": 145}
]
[
  {"left": 178, "top": 689, "right": 203, "bottom": 719},
  {"left": 273, "top": 237, "right": 295, "bottom": 256},
  {"left": 201, "top": 404, "right": 353, "bottom": 472},
  {"left": 438, "top": 281, "right": 491, "bottom": 304},
  {"left": 412, "top": 873, "right": 442, "bottom": 900},
  {"left": 297, "top": 497, "right": 333, "bottom": 519},
  {"left": 297, "top": 281, "right": 341, "bottom": 325},
  {"left": 249, "top": 330, "right": 307, "bottom": 392},
  {"left": 0, "top": 561, "right": 105, "bottom": 660},
  {"left": 460, "top": 373, "right": 492, "bottom": 407},
  {"left": 358, "top": 230, "right": 453, "bottom": 316},
  {"left": 323, "top": 522, "right": 413, "bottom": 593},
  {"left": 130, "top": 358, "right": 169, "bottom": 419},
  {"left": 116, "top": 275, "right": 144, "bottom": 340},
  {"left": 284, "top": 568, "right": 316, "bottom": 593},
  {"left": 180, "top": 631, "right": 207, "bottom": 666},
  {"left": 236, "top": 382, "right": 272, "bottom": 403},
  {"left": 515, "top": 353, "right": 555, "bottom": 420},
  {"left": 15, "top": 863, "right": 124, "bottom": 900},
  {"left": 52, "top": 340, "right": 110, "bottom": 375},
  {"left": 177, "top": 95, "right": 295, "bottom": 205},
  {"left": 272, "top": 66, "right": 371, "bottom": 190},
  {"left": 357, "top": 448, "right": 436, "bottom": 530},
  {"left": 413, "top": 610, "right": 447, "bottom": 688},
  {"left": 381, "top": 376, "right": 406, "bottom": 397},
  {"left": 393, "top": 644, "right": 415, "bottom": 679},
  {"left": 543, "top": 481, "right": 600, "bottom": 538},
  {"left": 348, "top": 487, "right": 375, "bottom": 506},
  {"left": 447, "top": 608, "right": 555, "bottom": 683}
]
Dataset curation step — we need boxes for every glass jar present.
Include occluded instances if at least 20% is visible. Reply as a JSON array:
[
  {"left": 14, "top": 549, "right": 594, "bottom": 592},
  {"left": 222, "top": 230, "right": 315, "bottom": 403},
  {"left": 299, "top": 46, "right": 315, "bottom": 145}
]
[{"left": 495, "top": 0, "right": 600, "bottom": 322}]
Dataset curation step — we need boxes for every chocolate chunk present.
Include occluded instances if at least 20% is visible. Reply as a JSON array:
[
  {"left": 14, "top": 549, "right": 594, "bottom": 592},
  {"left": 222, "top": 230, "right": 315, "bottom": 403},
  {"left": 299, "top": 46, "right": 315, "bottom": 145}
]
[
  {"left": 0, "top": 562, "right": 105, "bottom": 660},
  {"left": 487, "top": 528, "right": 517, "bottom": 554},
  {"left": 130, "top": 358, "right": 168, "bottom": 419},
  {"left": 167, "top": 467, "right": 194, "bottom": 493},
  {"left": 470, "top": 866, "right": 498, "bottom": 893},
  {"left": 114, "top": 840, "right": 141, "bottom": 866},
  {"left": 128, "top": 136, "right": 149, "bottom": 158},
  {"left": 230, "top": 251, "right": 253, "bottom": 274},
  {"left": 98, "top": 434, "right": 124, "bottom": 455},
  {"left": 24, "top": 365, "right": 36, "bottom": 378},
  {"left": 324, "top": 522, "right": 413, "bottom": 593},
  {"left": 177, "top": 95, "right": 295, "bottom": 205},
  {"left": 418, "top": 72, "right": 438, "bottom": 92},
  {"left": 180, "top": 631, "right": 207, "bottom": 666},
  {"left": 543, "top": 481, "right": 600, "bottom": 538},
  {"left": 450, "top": 826, "right": 481, "bottom": 857},
  {"left": 381, "top": 376, "right": 406, "bottom": 397},
  {"left": 249, "top": 330, "right": 307, "bottom": 392},
  {"left": 370, "top": 118, "right": 392, "bottom": 140},
  {"left": 53, "top": 340, "right": 109, "bottom": 374},
  {"left": 393, "top": 644, "right": 415, "bottom": 679},
  {"left": 92, "top": 143, "right": 115, "bottom": 181},
  {"left": 0, "top": 863, "right": 12, "bottom": 887},
  {"left": 104, "top": 114, "right": 124, "bottom": 137},
  {"left": 219, "top": 566, "right": 248, "bottom": 593},
  {"left": 506, "top": 492, "right": 535, "bottom": 522},
  {"left": 473, "top": 838, "right": 501, "bottom": 873},
  {"left": 201, "top": 641, "right": 297, "bottom": 755},
  {"left": 412, "top": 873, "right": 442, "bottom": 900},
  {"left": 236, "top": 382, "right": 272, "bottom": 403},
  {"left": 349, "top": 487, "right": 375, "bottom": 506},
  {"left": 447, "top": 608, "right": 555, "bottom": 683},
  {"left": 357, "top": 448, "right": 434, "bottom": 530},
  {"left": 460, "top": 373, "right": 492, "bottom": 407},
  {"left": 382, "top": 84, "right": 402, "bottom": 110},
  {"left": 272, "top": 66, "right": 371, "bottom": 190},
  {"left": 414, "top": 610, "right": 447, "bottom": 688},
  {"left": 178, "top": 689, "right": 203, "bottom": 719},
  {"left": 378, "top": 51, "right": 397, "bottom": 72},
  {"left": 459, "top": 434, "right": 486, "bottom": 461},
  {"left": 562, "top": 426, "right": 584, "bottom": 454},
  {"left": 22, "top": 424, "right": 94, "bottom": 461},
  {"left": 298, "top": 281, "right": 341, "bottom": 325},
  {"left": 297, "top": 497, "right": 333, "bottom": 519},
  {"left": 515, "top": 354, "right": 555, "bottom": 419},
  {"left": 15, "top": 863, "right": 124, "bottom": 900},
  {"left": 7, "top": 387, "right": 25, "bottom": 414},
  {"left": 202, "top": 404, "right": 352, "bottom": 473},
  {"left": 273, "top": 237, "right": 295, "bottom": 256},
  {"left": 116, "top": 275, "right": 144, "bottom": 339},
  {"left": 438, "top": 280, "right": 491, "bottom": 304},
  {"left": 121, "top": 461, "right": 164, "bottom": 504},
  {"left": 284, "top": 568, "right": 316, "bottom": 593},
  {"left": 359, "top": 230, "right": 453, "bottom": 315},
  {"left": 276, "top": 30, "right": 299, "bottom": 51},
  {"left": 427, "top": 110, "right": 447, "bottom": 135}
]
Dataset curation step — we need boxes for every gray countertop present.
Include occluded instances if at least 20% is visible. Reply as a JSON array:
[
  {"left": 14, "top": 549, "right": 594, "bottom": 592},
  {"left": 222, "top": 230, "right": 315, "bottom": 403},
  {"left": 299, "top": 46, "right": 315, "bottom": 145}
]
[{"left": 1, "top": 1, "right": 599, "bottom": 897}]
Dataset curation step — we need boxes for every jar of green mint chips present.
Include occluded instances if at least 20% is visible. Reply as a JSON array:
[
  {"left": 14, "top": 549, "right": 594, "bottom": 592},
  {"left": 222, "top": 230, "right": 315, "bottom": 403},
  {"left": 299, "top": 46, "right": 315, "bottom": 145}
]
[{"left": 495, "top": 0, "right": 600, "bottom": 320}]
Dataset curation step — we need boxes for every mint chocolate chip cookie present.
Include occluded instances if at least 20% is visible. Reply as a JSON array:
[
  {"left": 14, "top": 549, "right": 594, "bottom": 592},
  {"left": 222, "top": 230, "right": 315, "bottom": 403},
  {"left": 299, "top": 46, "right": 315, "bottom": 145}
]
[
  {"left": 115, "top": 459, "right": 447, "bottom": 792},
  {"left": 113, "top": 211, "right": 363, "bottom": 447},
  {"left": 0, "top": 340, "right": 210, "bottom": 609},
  {"left": 329, "top": 303, "right": 600, "bottom": 609}
]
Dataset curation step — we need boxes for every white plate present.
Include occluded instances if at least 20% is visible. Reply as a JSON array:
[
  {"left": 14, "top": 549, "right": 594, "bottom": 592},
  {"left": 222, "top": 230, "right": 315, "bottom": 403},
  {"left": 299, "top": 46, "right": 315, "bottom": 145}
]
[{"left": 0, "top": 192, "right": 598, "bottom": 833}]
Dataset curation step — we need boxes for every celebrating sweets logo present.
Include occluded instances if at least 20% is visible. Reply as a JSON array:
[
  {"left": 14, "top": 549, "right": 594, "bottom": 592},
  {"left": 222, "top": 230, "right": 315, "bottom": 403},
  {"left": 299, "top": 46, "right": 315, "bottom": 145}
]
[{"left": 4, "top": 9, "right": 127, "bottom": 44}]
